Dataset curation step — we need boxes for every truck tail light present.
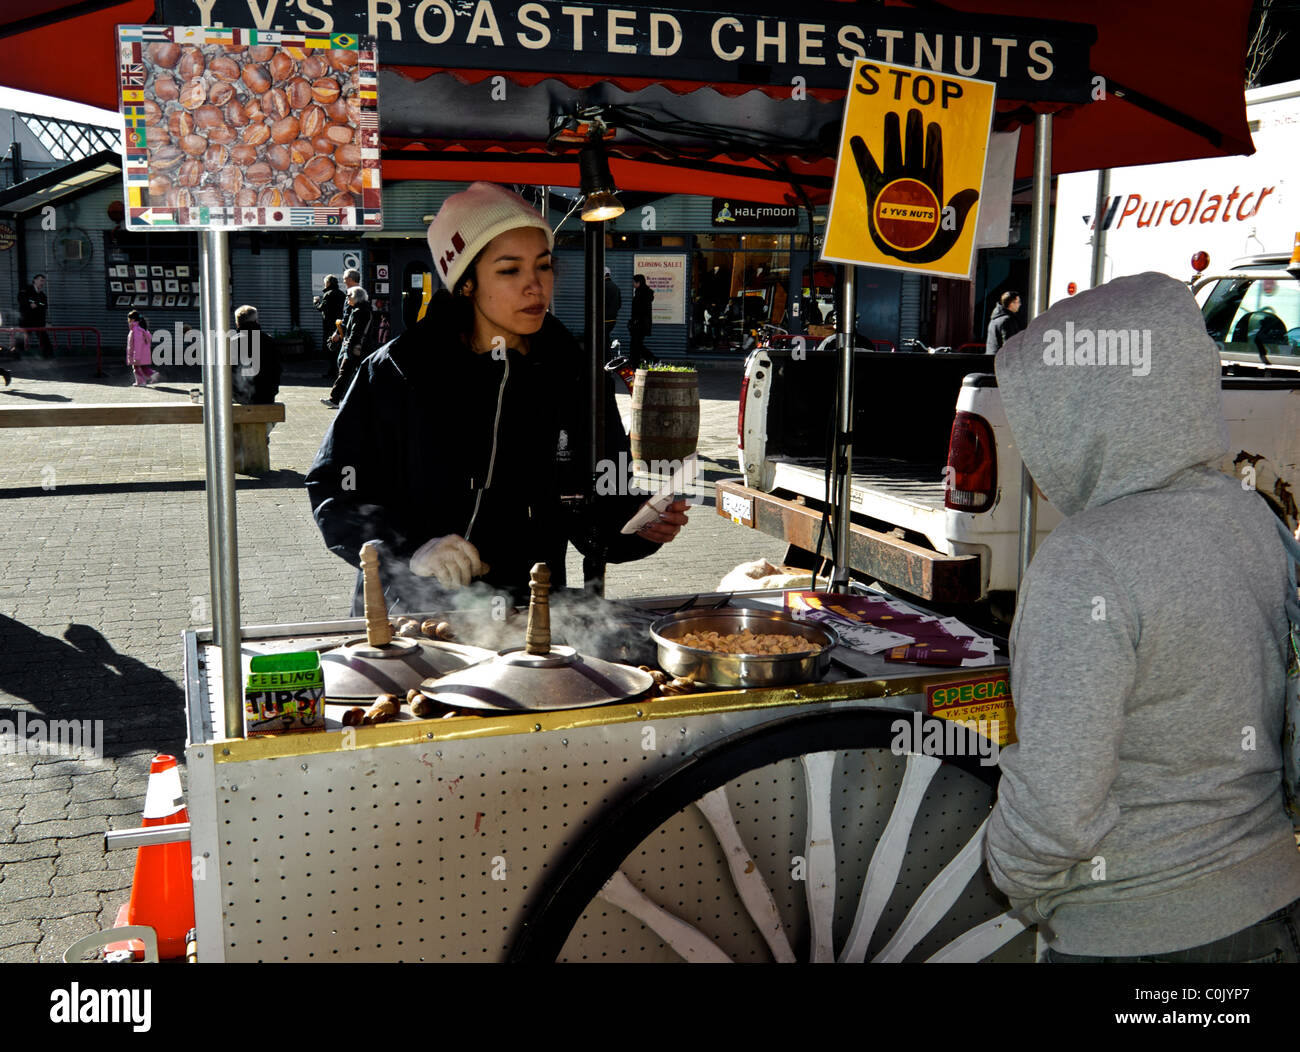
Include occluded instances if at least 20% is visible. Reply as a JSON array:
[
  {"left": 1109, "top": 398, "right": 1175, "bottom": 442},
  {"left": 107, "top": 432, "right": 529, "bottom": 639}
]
[
  {"left": 945, "top": 411, "right": 997, "bottom": 512},
  {"left": 738, "top": 375, "right": 750, "bottom": 450}
]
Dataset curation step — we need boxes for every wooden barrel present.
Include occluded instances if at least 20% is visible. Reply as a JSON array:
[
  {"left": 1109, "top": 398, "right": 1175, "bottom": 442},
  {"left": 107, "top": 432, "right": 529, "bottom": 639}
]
[{"left": 630, "top": 369, "right": 700, "bottom": 467}]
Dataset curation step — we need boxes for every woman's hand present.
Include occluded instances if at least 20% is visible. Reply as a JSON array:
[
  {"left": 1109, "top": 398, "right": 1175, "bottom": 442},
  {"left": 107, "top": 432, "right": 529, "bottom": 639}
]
[
  {"left": 636, "top": 498, "right": 690, "bottom": 544},
  {"left": 409, "top": 534, "right": 490, "bottom": 588}
]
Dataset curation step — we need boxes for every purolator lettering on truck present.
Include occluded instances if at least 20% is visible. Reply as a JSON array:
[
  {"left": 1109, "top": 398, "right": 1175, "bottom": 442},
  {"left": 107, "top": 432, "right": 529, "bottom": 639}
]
[{"left": 1049, "top": 80, "right": 1300, "bottom": 304}]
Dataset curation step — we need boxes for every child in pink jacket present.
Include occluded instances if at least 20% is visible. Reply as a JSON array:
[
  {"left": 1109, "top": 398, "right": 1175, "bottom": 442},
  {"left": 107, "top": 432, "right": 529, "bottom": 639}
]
[{"left": 127, "top": 311, "right": 158, "bottom": 386}]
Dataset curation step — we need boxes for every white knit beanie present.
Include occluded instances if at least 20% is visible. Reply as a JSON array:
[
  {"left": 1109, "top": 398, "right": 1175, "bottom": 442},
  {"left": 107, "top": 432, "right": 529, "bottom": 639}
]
[{"left": 427, "top": 182, "right": 555, "bottom": 291}]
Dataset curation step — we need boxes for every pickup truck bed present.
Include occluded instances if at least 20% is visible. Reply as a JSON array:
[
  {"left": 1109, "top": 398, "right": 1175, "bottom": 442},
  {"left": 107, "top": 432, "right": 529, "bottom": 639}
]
[{"left": 770, "top": 457, "right": 948, "bottom": 513}]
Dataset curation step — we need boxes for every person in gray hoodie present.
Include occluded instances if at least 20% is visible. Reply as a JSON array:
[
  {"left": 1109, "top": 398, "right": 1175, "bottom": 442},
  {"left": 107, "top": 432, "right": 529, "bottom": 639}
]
[
  {"left": 985, "top": 271, "right": 1300, "bottom": 962},
  {"left": 985, "top": 290, "right": 1022, "bottom": 353}
]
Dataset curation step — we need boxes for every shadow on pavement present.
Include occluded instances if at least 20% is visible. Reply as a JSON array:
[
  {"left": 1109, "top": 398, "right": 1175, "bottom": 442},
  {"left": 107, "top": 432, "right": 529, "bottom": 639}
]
[
  {"left": 0, "top": 469, "right": 306, "bottom": 498},
  {"left": 0, "top": 390, "right": 73, "bottom": 402},
  {"left": 0, "top": 617, "right": 186, "bottom": 759}
]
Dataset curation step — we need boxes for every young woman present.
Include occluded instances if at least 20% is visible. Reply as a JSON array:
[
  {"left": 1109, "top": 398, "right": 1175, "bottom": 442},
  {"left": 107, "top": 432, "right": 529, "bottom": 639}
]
[
  {"left": 306, "top": 182, "right": 688, "bottom": 613},
  {"left": 126, "top": 310, "right": 158, "bottom": 386}
]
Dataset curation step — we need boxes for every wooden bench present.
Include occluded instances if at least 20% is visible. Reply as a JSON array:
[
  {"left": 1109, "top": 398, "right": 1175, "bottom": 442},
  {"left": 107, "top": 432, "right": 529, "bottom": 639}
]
[{"left": 0, "top": 402, "right": 286, "bottom": 474}]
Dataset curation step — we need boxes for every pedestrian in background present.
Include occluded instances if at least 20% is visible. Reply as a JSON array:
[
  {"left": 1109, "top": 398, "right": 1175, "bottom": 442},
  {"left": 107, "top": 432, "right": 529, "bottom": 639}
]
[
  {"left": 985, "top": 290, "right": 1023, "bottom": 354},
  {"left": 322, "top": 285, "right": 373, "bottom": 408},
  {"left": 232, "top": 305, "right": 280, "bottom": 407},
  {"left": 313, "top": 275, "right": 345, "bottom": 367},
  {"left": 629, "top": 273, "right": 655, "bottom": 367},
  {"left": 126, "top": 310, "right": 158, "bottom": 387},
  {"left": 325, "top": 268, "right": 363, "bottom": 388},
  {"left": 18, "top": 274, "right": 52, "bottom": 357}
]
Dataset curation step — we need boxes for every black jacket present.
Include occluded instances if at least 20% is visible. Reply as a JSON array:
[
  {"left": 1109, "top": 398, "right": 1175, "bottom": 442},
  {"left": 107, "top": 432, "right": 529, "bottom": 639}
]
[
  {"left": 630, "top": 283, "right": 654, "bottom": 332},
  {"left": 231, "top": 322, "right": 280, "bottom": 405},
  {"left": 315, "top": 286, "right": 345, "bottom": 328},
  {"left": 342, "top": 301, "right": 374, "bottom": 357},
  {"left": 19, "top": 284, "right": 47, "bottom": 327},
  {"left": 604, "top": 276, "right": 622, "bottom": 324},
  {"left": 305, "top": 293, "right": 659, "bottom": 609},
  {"left": 986, "top": 304, "right": 1022, "bottom": 354}
]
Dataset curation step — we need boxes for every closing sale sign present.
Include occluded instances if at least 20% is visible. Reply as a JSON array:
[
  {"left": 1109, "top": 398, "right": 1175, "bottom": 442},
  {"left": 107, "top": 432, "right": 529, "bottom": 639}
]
[{"left": 823, "top": 60, "right": 995, "bottom": 279}]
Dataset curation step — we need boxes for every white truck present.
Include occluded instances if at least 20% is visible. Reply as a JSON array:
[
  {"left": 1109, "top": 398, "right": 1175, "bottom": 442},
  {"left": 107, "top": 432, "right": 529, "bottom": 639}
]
[{"left": 1049, "top": 79, "right": 1300, "bottom": 301}]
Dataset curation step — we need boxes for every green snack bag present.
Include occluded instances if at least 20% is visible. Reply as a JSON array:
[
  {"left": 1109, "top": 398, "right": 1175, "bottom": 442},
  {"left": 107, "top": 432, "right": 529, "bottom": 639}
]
[{"left": 244, "top": 651, "right": 326, "bottom": 736}]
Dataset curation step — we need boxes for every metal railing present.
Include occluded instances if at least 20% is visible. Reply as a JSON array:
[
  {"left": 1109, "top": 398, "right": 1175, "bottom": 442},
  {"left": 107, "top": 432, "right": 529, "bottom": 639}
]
[{"left": 0, "top": 326, "right": 104, "bottom": 375}]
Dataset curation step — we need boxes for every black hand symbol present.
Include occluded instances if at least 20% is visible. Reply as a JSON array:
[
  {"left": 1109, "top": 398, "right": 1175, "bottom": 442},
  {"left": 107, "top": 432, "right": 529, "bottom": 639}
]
[{"left": 850, "top": 109, "right": 979, "bottom": 264}]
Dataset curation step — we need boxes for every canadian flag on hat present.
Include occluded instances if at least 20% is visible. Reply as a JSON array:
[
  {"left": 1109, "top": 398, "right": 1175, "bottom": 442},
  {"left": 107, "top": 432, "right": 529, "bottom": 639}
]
[{"left": 438, "top": 231, "right": 466, "bottom": 277}]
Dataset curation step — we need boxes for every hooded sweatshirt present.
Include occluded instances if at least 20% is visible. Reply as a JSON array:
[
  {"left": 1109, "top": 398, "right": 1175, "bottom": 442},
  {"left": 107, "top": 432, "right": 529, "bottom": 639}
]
[
  {"left": 984, "top": 272, "right": 1300, "bottom": 957},
  {"left": 985, "top": 302, "right": 1021, "bottom": 354}
]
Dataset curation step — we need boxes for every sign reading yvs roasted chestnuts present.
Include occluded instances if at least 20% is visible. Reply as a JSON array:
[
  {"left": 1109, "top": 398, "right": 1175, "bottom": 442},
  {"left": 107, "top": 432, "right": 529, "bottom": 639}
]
[{"left": 116, "top": 25, "right": 382, "bottom": 231}]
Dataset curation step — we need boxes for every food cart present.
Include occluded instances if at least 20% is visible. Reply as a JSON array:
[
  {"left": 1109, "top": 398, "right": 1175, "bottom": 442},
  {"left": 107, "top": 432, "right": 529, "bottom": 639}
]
[
  {"left": 0, "top": 0, "right": 1260, "bottom": 963},
  {"left": 180, "top": 585, "right": 1022, "bottom": 963}
]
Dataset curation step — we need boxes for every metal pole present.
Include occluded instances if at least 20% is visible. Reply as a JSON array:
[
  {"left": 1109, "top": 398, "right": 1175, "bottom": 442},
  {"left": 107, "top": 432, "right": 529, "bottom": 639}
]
[
  {"left": 200, "top": 237, "right": 223, "bottom": 640},
  {"left": 582, "top": 218, "right": 607, "bottom": 594},
  {"left": 199, "top": 230, "right": 243, "bottom": 737},
  {"left": 831, "top": 264, "right": 856, "bottom": 591},
  {"left": 1090, "top": 168, "right": 1110, "bottom": 290},
  {"left": 1017, "top": 113, "right": 1053, "bottom": 589}
]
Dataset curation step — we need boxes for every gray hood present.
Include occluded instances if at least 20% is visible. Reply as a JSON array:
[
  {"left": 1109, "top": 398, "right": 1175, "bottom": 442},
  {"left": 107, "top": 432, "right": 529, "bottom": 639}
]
[{"left": 994, "top": 272, "right": 1227, "bottom": 517}]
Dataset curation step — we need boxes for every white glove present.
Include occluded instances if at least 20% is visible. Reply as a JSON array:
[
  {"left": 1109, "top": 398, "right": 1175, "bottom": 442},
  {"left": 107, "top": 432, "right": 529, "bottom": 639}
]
[{"left": 409, "top": 534, "right": 489, "bottom": 589}]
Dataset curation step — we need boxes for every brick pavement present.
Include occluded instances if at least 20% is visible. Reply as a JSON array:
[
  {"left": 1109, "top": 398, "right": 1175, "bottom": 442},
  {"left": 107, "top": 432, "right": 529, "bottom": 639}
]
[{"left": 0, "top": 348, "right": 783, "bottom": 961}]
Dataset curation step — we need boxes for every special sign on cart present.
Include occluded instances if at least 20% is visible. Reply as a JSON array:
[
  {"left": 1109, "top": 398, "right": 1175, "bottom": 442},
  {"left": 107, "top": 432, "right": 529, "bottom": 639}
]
[{"left": 823, "top": 61, "right": 996, "bottom": 279}]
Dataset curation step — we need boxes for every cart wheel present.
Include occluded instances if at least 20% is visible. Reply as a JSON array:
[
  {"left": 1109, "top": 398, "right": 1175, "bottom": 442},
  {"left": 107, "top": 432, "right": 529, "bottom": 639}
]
[{"left": 510, "top": 709, "right": 1030, "bottom": 963}]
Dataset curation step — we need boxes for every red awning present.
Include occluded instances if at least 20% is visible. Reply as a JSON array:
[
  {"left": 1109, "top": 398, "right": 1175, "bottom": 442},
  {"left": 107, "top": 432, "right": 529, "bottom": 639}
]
[
  {"left": 0, "top": 0, "right": 154, "bottom": 116},
  {"left": 0, "top": 0, "right": 1256, "bottom": 202}
]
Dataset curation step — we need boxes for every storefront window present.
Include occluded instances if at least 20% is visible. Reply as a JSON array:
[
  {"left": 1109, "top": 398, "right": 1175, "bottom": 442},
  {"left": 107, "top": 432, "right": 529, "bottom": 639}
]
[{"left": 691, "top": 233, "right": 794, "bottom": 348}]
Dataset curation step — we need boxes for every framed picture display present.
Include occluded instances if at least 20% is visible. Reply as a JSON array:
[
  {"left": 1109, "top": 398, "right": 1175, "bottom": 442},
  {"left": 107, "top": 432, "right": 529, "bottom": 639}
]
[
  {"left": 151, "top": 294, "right": 163, "bottom": 307},
  {"left": 176, "top": 265, "right": 189, "bottom": 278},
  {"left": 177, "top": 294, "right": 190, "bottom": 307},
  {"left": 110, "top": 281, "right": 123, "bottom": 292},
  {"left": 165, "top": 279, "right": 179, "bottom": 292},
  {"left": 165, "top": 294, "right": 177, "bottom": 307},
  {"left": 115, "top": 294, "right": 131, "bottom": 306},
  {"left": 134, "top": 264, "right": 148, "bottom": 277},
  {"left": 133, "top": 294, "right": 148, "bottom": 306},
  {"left": 150, "top": 265, "right": 163, "bottom": 277},
  {"left": 117, "top": 25, "right": 382, "bottom": 232}
]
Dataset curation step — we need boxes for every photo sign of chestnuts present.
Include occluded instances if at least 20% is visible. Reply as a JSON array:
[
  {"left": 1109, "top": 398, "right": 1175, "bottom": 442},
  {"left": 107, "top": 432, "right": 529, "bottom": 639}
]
[{"left": 117, "top": 27, "right": 381, "bottom": 230}]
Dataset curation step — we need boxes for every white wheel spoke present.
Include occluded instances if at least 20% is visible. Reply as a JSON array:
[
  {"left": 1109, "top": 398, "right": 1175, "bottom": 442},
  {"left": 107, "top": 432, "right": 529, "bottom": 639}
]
[
  {"left": 925, "top": 910, "right": 1029, "bottom": 963},
  {"left": 597, "top": 870, "right": 732, "bottom": 963},
  {"left": 696, "top": 787, "right": 797, "bottom": 963},
  {"left": 873, "top": 818, "right": 989, "bottom": 963},
  {"left": 839, "top": 752, "right": 942, "bottom": 963},
  {"left": 800, "top": 751, "right": 838, "bottom": 963}
]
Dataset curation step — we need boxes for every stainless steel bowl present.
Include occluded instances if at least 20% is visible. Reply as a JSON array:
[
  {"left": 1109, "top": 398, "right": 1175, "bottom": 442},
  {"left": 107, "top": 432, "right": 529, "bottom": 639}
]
[{"left": 650, "top": 609, "right": 839, "bottom": 689}]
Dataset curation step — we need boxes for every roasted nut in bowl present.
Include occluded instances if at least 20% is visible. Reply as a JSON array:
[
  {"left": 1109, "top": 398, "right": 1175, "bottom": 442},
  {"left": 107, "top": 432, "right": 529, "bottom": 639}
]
[{"left": 649, "top": 609, "right": 838, "bottom": 688}]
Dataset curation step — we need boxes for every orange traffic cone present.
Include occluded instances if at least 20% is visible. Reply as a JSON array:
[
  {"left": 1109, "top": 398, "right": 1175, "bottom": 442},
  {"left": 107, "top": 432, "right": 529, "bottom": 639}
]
[{"left": 108, "top": 754, "right": 195, "bottom": 960}]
